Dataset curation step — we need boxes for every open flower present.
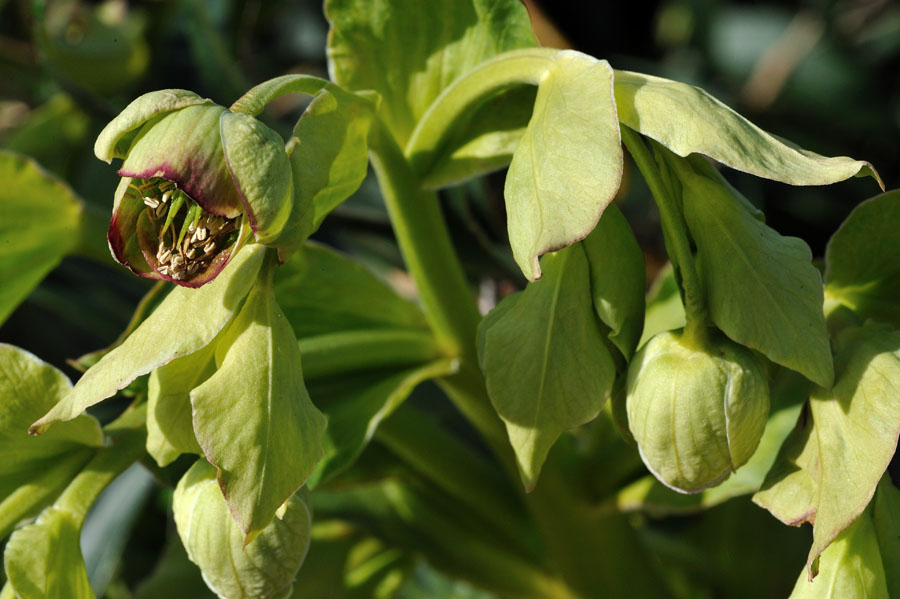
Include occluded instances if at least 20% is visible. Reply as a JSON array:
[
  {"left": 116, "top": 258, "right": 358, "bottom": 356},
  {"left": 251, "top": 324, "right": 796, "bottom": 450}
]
[{"left": 95, "top": 89, "right": 293, "bottom": 287}]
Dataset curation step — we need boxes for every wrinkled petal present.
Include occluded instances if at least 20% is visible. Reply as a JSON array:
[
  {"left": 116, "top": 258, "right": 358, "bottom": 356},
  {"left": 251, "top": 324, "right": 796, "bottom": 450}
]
[
  {"left": 107, "top": 177, "right": 160, "bottom": 279},
  {"left": 94, "top": 90, "right": 211, "bottom": 163},
  {"left": 118, "top": 105, "right": 243, "bottom": 218},
  {"left": 220, "top": 111, "right": 293, "bottom": 244}
]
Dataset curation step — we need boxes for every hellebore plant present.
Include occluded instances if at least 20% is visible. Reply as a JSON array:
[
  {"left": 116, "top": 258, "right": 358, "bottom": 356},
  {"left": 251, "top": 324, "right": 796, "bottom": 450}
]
[{"left": 3, "top": 1, "right": 900, "bottom": 598}]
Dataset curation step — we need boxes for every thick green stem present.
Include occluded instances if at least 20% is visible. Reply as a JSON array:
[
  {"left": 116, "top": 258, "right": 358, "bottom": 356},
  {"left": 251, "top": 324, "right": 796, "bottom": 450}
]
[
  {"left": 405, "top": 48, "right": 555, "bottom": 175},
  {"left": 53, "top": 404, "right": 147, "bottom": 521},
  {"left": 229, "top": 74, "right": 329, "bottom": 117},
  {"left": 621, "top": 126, "right": 709, "bottom": 343}
]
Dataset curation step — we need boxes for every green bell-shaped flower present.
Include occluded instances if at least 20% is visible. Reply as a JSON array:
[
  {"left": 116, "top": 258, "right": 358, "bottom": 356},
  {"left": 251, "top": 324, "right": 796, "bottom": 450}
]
[
  {"left": 626, "top": 330, "right": 770, "bottom": 493},
  {"left": 95, "top": 89, "right": 293, "bottom": 287}
]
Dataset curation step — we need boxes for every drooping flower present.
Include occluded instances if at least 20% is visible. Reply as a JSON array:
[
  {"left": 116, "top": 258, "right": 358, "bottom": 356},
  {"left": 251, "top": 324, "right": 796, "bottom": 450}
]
[{"left": 95, "top": 89, "right": 293, "bottom": 287}]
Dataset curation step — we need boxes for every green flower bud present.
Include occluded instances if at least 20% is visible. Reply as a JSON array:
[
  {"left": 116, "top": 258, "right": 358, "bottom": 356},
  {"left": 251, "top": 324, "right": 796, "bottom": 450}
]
[
  {"left": 173, "top": 460, "right": 311, "bottom": 599},
  {"left": 95, "top": 89, "right": 293, "bottom": 287},
  {"left": 626, "top": 330, "right": 770, "bottom": 493}
]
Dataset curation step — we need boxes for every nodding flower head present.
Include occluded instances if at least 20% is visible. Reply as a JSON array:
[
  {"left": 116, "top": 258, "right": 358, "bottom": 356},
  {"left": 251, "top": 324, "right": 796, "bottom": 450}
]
[{"left": 96, "top": 89, "right": 293, "bottom": 287}]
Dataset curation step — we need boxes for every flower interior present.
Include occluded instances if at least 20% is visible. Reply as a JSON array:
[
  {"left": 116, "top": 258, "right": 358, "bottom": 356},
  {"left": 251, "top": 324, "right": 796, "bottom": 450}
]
[{"left": 125, "top": 177, "right": 239, "bottom": 282}]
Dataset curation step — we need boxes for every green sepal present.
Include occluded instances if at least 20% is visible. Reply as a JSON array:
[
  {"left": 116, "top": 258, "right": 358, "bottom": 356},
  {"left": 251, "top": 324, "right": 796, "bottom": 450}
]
[
  {"left": 94, "top": 89, "right": 211, "bottom": 163},
  {"left": 173, "top": 460, "right": 312, "bottom": 599},
  {"left": 220, "top": 111, "right": 293, "bottom": 244}
]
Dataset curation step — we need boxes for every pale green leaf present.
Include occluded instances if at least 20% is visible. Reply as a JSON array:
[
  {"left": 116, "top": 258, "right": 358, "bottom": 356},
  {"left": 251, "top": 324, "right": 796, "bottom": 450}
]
[
  {"left": 505, "top": 50, "right": 622, "bottom": 280},
  {"left": 275, "top": 243, "right": 426, "bottom": 339},
  {"left": 581, "top": 204, "right": 645, "bottom": 359},
  {"left": 191, "top": 263, "right": 326, "bottom": 542},
  {"left": 0, "top": 345, "right": 102, "bottom": 538},
  {"left": 4, "top": 506, "right": 94, "bottom": 599},
  {"left": 0, "top": 150, "right": 83, "bottom": 326},
  {"left": 146, "top": 343, "right": 214, "bottom": 467},
  {"left": 664, "top": 150, "right": 833, "bottom": 387},
  {"left": 325, "top": 0, "right": 535, "bottom": 146},
  {"left": 753, "top": 407, "right": 820, "bottom": 526},
  {"left": 614, "top": 70, "right": 882, "bottom": 188},
  {"left": 825, "top": 190, "right": 900, "bottom": 327},
  {"left": 220, "top": 111, "right": 293, "bottom": 244},
  {"left": 789, "top": 508, "right": 889, "bottom": 599},
  {"left": 478, "top": 244, "right": 616, "bottom": 489},
  {"left": 173, "top": 460, "right": 311, "bottom": 599},
  {"left": 805, "top": 325, "right": 900, "bottom": 570},
  {"left": 31, "top": 244, "right": 265, "bottom": 432},
  {"left": 283, "top": 86, "right": 373, "bottom": 250}
]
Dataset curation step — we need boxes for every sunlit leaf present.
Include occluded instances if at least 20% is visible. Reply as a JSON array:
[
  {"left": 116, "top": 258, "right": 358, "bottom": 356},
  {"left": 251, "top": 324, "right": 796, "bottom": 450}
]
[
  {"left": 478, "top": 244, "right": 616, "bottom": 489},
  {"left": 663, "top": 150, "right": 833, "bottom": 387},
  {"left": 505, "top": 50, "right": 622, "bottom": 281},
  {"left": 614, "top": 70, "right": 882, "bottom": 188},
  {"left": 173, "top": 461, "right": 311, "bottom": 599},
  {"left": 191, "top": 262, "right": 326, "bottom": 542}
]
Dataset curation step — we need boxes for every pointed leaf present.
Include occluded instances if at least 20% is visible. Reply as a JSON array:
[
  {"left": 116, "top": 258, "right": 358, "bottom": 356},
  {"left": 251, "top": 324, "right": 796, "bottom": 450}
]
[
  {"left": 173, "top": 461, "right": 311, "bottom": 599},
  {"left": 789, "top": 507, "right": 889, "bottom": 599},
  {"left": 190, "top": 264, "right": 326, "bottom": 542},
  {"left": 31, "top": 244, "right": 265, "bottom": 432},
  {"left": 325, "top": 0, "right": 535, "bottom": 146},
  {"left": 0, "top": 151, "right": 83, "bottom": 326},
  {"left": 614, "top": 70, "right": 882, "bottom": 187},
  {"left": 478, "top": 244, "right": 616, "bottom": 488},
  {"left": 665, "top": 151, "right": 833, "bottom": 387},
  {"left": 805, "top": 325, "right": 900, "bottom": 570},
  {"left": 505, "top": 50, "right": 623, "bottom": 280},
  {"left": 4, "top": 506, "right": 94, "bottom": 599},
  {"left": 581, "top": 204, "right": 646, "bottom": 359},
  {"left": 825, "top": 190, "right": 900, "bottom": 327},
  {"left": 146, "top": 343, "right": 214, "bottom": 467}
]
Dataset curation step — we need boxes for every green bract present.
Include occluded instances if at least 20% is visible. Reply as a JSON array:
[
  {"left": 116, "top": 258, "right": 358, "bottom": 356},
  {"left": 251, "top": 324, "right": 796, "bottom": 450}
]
[
  {"left": 95, "top": 89, "right": 293, "bottom": 287},
  {"left": 626, "top": 330, "right": 770, "bottom": 493},
  {"left": 173, "top": 461, "right": 312, "bottom": 599}
]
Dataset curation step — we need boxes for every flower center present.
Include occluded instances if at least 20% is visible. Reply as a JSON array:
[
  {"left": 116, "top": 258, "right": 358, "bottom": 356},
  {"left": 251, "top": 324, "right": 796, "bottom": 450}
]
[{"left": 127, "top": 178, "right": 238, "bottom": 281}]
